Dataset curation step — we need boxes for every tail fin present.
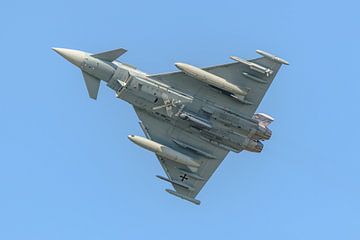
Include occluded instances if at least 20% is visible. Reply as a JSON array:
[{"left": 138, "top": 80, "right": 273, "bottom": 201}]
[
  {"left": 253, "top": 113, "right": 274, "bottom": 127},
  {"left": 82, "top": 71, "right": 100, "bottom": 100}
]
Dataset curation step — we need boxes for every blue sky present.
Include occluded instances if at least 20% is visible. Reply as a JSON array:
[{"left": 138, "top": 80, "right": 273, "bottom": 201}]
[{"left": 1, "top": 0, "right": 359, "bottom": 239}]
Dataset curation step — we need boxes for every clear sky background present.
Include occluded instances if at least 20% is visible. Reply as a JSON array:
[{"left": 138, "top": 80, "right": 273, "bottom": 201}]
[{"left": 1, "top": 0, "right": 359, "bottom": 239}]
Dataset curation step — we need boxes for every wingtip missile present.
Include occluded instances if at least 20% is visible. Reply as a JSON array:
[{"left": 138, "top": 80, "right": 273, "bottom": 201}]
[
  {"left": 256, "top": 50, "right": 289, "bottom": 65},
  {"left": 165, "top": 189, "right": 201, "bottom": 205}
]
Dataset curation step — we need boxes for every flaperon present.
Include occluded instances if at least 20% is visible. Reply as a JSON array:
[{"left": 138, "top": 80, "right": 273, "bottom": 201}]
[{"left": 54, "top": 47, "right": 288, "bottom": 205}]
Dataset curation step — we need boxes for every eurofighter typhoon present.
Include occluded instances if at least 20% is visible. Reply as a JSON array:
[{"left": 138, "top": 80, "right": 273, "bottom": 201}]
[{"left": 53, "top": 47, "right": 288, "bottom": 205}]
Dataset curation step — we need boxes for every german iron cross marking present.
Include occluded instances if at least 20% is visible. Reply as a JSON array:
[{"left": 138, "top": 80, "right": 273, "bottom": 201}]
[{"left": 180, "top": 174, "right": 188, "bottom": 182}]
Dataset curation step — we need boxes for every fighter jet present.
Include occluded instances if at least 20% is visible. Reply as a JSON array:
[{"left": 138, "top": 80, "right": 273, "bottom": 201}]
[{"left": 53, "top": 47, "right": 288, "bottom": 205}]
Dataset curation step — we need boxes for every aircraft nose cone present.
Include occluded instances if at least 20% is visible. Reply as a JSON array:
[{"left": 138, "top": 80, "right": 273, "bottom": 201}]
[{"left": 53, "top": 47, "right": 84, "bottom": 67}]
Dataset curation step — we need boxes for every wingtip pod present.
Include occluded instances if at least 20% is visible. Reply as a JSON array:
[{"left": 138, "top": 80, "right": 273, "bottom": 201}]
[
  {"left": 165, "top": 189, "right": 201, "bottom": 205},
  {"left": 256, "top": 50, "right": 289, "bottom": 65}
]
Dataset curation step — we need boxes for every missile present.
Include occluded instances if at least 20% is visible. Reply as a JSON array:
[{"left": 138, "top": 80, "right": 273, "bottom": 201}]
[
  {"left": 175, "top": 62, "right": 247, "bottom": 97},
  {"left": 179, "top": 112, "right": 212, "bottom": 129},
  {"left": 156, "top": 175, "right": 194, "bottom": 191},
  {"left": 230, "top": 56, "right": 273, "bottom": 77},
  {"left": 256, "top": 50, "right": 289, "bottom": 65},
  {"left": 128, "top": 135, "right": 200, "bottom": 172},
  {"left": 165, "top": 189, "right": 201, "bottom": 205}
]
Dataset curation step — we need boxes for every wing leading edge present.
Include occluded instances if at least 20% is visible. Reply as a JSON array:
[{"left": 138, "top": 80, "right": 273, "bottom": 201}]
[{"left": 148, "top": 50, "right": 288, "bottom": 118}]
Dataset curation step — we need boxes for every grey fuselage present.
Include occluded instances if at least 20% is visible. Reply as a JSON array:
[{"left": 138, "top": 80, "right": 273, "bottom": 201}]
[{"left": 80, "top": 52, "right": 270, "bottom": 153}]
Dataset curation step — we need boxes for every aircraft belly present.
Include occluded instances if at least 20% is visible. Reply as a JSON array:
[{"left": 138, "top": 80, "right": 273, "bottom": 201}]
[{"left": 54, "top": 47, "right": 288, "bottom": 204}]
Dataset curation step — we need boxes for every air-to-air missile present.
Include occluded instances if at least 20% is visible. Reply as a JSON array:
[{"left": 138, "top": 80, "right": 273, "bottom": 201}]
[
  {"left": 255, "top": 50, "right": 289, "bottom": 65},
  {"left": 128, "top": 135, "right": 200, "bottom": 172},
  {"left": 179, "top": 111, "right": 212, "bottom": 129},
  {"left": 230, "top": 56, "right": 274, "bottom": 77}
]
